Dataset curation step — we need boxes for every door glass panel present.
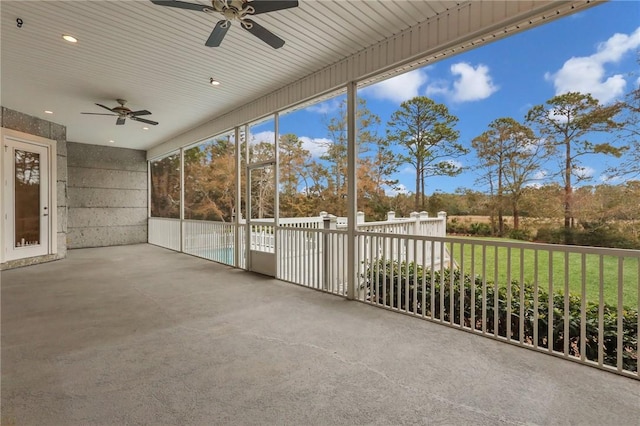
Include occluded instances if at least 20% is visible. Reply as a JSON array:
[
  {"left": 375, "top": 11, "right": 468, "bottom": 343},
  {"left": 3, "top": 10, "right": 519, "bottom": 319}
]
[
  {"left": 14, "top": 149, "right": 41, "bottom": 247},
  {"left": 249, "top": 165, "right": 275, "bottom": 254},
  {"left": 250, "top": 165, "right": 275, "bottom": 220}
]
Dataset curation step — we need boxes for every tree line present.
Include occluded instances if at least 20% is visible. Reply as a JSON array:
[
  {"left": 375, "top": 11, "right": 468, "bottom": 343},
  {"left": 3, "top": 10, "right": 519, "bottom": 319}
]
[{"left": 151, "top": 85, "right": 639, "bottom": 246}]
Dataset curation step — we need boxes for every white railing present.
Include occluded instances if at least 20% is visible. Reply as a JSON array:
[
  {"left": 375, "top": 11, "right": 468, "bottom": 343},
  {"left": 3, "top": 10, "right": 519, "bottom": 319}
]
[
  {"left": 278, "top": 227, "right": 348, "bottom": 297},
  {"left": 183, "top": 220, "right": 235, "bottom": 266},
  {"left": 242, "top": 216, "right": 324, "bottom": 229},
  {"left": 249, "top": 224, "right": 275, "bottom": 253},
  {"left": 148, "top": 212, "right": 638, "bottom": 379},
  {"left": 148, "top": 217, "right": 181, "bottom": 251},
  {"left": 355, "top": 233, "right": 640, "bottom": 380}
]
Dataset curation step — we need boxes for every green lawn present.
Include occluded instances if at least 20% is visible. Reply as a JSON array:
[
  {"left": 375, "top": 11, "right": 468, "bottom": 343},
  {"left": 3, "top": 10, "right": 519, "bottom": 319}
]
[{"left": 448, "top": 238, "right": 639, "bottom": 308}]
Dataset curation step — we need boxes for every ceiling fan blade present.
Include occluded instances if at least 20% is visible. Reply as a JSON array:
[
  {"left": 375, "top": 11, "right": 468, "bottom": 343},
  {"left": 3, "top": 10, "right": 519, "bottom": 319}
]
[
  {"left": 81, "top": 112, "right": 117, "bottom": 116},
  {"left": 95, "top": 103, "right": 115, "bottom": 112},
  {"left": 249, "top": 0, "right": 298, "bottom": 15},
  {"left": 116, "top": 117, "right": 126, "bottom": 125},
  {"left": 206, "top": 20, "right": 230, "bottom": 47},
  {"left": 131, "top": 117, "right": 159, "bottom": 126},
  {"left": 149, "top": 0, "right": 209, "bottom": 11},
  {"left": 242, "top": 19, "right": 285, "bottom": 49},
  {"left": 130, "top": 110, "right": 152, "bottom": 116}
]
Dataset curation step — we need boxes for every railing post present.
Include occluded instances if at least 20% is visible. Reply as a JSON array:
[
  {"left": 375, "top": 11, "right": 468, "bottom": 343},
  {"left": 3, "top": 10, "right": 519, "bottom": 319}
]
[
  {"left": 323, "top": 214, "right": 336, "bottom": 291},
  {"left": 438, "top": 211, "right": 447, "bottom": 237},
  {"left": 410, "top": 211, "right": 419, "bottom": 236},
  {"left": 386, "top": 211, "right": 395, "bottom": 221}
]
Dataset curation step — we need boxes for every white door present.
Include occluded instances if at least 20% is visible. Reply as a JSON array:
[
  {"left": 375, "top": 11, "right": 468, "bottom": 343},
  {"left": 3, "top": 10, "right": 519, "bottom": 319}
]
[{"left": 4, "top": 139, "right": 50, "bottom": 261}]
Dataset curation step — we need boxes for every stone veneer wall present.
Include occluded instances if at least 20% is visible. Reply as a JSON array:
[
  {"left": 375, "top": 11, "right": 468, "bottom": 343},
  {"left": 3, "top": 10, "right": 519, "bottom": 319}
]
[
  {"left": 67, "top": 142, "right": 147, "bottom": 248},
  {"left": 1, "top": 107, "right": 68, "bottom": 269}
]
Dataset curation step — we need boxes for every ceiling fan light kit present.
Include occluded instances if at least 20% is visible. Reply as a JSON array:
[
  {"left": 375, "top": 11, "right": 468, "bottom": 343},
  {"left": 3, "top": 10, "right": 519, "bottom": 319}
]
[
  {"left": 81, "top": 99, "right": 159, "bottom": 126},
  {"left": 150, "top": 0, "right": 299, "bottom": 49}
]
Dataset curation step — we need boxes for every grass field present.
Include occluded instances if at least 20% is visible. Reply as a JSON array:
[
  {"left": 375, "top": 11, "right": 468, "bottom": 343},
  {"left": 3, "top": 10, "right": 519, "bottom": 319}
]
[{"left": 448, "top": 237, "right": 639, "bottom": 308}]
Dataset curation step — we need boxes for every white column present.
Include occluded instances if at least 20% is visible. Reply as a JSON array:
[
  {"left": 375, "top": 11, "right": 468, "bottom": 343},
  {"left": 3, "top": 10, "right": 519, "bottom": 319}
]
[
  {"left": 274, "top": 112, "right": 280, "bottom": 277},
  {"left": 347, "top": 81, "right": 357, "bottom": 300},
  {"left": 179, "top": 147, "right": 185, "bottom": 253},
  {"left": 234, "top": 127, "right": 242, "bottom": 268},
  {"left": 245, "top": 125, "right": 251, "bottom": 269}
]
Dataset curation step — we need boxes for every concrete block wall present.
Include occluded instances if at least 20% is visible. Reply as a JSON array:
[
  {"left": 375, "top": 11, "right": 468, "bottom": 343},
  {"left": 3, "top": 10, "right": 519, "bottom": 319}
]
[
  {"left": 67, "top": 142, "right": 147, "bottom": 248},
  {"left": 1, "top": 107, "right": 68, "bottom": 269}
]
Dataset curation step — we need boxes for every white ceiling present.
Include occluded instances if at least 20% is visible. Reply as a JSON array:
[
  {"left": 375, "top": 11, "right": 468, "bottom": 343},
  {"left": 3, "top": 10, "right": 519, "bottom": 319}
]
[{"left": 1, "top": 1, "right": 598, "bottom": 152}]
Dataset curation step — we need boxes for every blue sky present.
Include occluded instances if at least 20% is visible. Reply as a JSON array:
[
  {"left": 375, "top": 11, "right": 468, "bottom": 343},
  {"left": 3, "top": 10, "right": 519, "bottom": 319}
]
[{"left": 254, "top": 1, "right": 640, "bottom": 196}]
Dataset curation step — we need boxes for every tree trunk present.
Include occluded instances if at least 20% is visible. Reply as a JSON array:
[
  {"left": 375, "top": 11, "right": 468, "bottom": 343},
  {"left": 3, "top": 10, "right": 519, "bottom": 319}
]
[
  {"left": 414, "top": 165, "right": 421, "bottom": 211},
  {"left": 564, "top": 137, "right": 573, "bottom": 244}
]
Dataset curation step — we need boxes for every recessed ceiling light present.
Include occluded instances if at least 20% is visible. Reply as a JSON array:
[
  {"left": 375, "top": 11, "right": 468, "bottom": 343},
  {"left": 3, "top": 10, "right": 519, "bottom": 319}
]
[
  {"left": 143, "top": 127, "right": 149, "bottom": 130},
  {"left": 210, "top": 78, "right": 221, "bottom": 86},
  {"left": 62, "top": 34, "right": 78, "bottom": 43},
  {"left": 44, "top": 110, "right": 53, "bottom": 114},
  {"left": 108, "top": 140, "right": 115, "bottom": 143}
]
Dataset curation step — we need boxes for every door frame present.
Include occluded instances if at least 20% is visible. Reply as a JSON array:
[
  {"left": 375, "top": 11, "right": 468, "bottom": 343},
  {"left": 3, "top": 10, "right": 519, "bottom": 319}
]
[
  {"left": 246, "top": 160, "right": 276, "bottom": 276},
  {"left": 1, "top": 127, "right": 57, "bottom": 264}
]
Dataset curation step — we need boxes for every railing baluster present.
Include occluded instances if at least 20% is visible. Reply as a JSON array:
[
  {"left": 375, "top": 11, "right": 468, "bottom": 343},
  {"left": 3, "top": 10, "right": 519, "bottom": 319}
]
[
  {"left": 580, "top": 253, "right": 586, "bottom": 363},
  {"left": 494, "top": 245, "right": 499, "bottom": 338},
  {"left": 397, "top": 237, "right": 402, "bottom": 311},
  {"left": 440, "top": 241, "right": 445, "bottom": 323},
  {"left": 617, "top": 258, "right": 623, "bottom": 372},
  {"left": 382, "top": 235, "right": 387, "bottom": 306},
  {"left": 548, "top": 250, "right": 553, "bottom": 353},
  {"left": 430, "top": 240, "right": 435, "bottom": 321},
  {"left": 564, "top": 251, "right": 570, "bottom": 357},
  {"left": 450, "top": 241, "right": 455, "bottom": 325},
  {"left": 471, "top": 242, "right": 476, "bottom": 332},
  {"left": 405, "top": 237, "right": 410, "bottom": 312},
  {"left": 534, "top": 249, "right": 539, "bottom": 349},
  {"left": 421, "top": 239, "right": 426, "bottom": 318},
  {"left": 598, "top": 255, "right": 604, "bottom": 366},
  {"left": 482, "top": 244, "right": 487, "bottom": 335},
  {"left": 459, "top": 242, "right": 465, "bottom": 328},
  {"left": 519, "top": 248, "right": 524, "bottom": 344},
  {"left": 507, "top": 246, "right": 512, "bottom": 340}
]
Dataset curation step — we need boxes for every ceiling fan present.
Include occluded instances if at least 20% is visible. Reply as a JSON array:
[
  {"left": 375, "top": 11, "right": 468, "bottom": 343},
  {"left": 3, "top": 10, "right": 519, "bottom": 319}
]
[
  {"left": 149, "top": 0, "right": 299, "bottom": 49},
  {"left": 81, "top": 99, "right": 159, "bottom": 126}
]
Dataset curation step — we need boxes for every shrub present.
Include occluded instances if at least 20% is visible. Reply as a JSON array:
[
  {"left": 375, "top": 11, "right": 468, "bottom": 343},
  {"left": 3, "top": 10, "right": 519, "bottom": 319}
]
[
  {"left": 508, "top": 229, "right": 532, "bottom": 241},
  {"left": 536, "top": 224, "right": 640, "bottom": 249},
  {"left": 363, "top": 260, "right": 638, "bottom": 372},
  {"left": 447, "top": 218, "right": 469, "bottom": 235},
  {"left": 469, "top": 222, "right": 492, "bottom": 236}
]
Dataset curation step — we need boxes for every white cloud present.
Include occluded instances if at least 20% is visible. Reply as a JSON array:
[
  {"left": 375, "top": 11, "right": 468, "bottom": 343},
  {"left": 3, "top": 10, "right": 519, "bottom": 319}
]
[
  {"left": 299, "top": 136, "right": 331, "bottom": 158},
  {"left": 250, "top": 130, "right": 275, "bottom": 144},
  {"left": 426, "top": 62, "right": 498, "bottom": 102},
  {"left": 545, "top": 27, "right": 640, "bottom": 103},
  {"left": 363, "top": 69, "right": 428, "bottom": 103},
  {"left": 385, "top": 183, "right": 410, "bottom": 196},
  {"left": 533, "top": 170, "right": 547, "bottom": 180},
  {"left": 574, "top": 166, "right": 595, "bottom": 180},
  {"left": 526, "top": 170, "right": 548, "bottom": 188},
  {"left": 599, "top": 174, "right": 622, "bottom": 184},
  {"left": 443, "top": 159, "right": 463, "bottom": 169},
  {"left": 250, "top": 132, "right": 331, "bottom": 158},
  {"left": 305, "top": 98, "right": 342, "bottom": 115}
]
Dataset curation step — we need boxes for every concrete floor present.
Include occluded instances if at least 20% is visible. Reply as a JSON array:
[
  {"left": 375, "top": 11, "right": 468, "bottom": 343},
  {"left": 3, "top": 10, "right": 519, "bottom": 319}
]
[{"left": 1, "top": 244, "right": 638, "bottom": 425}]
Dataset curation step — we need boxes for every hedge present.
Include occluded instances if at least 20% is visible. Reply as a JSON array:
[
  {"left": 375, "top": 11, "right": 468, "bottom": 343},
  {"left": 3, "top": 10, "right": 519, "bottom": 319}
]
[{"left": 363, "top": 260, "right": 638, "bottom": 373}]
